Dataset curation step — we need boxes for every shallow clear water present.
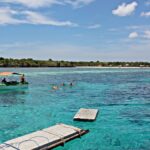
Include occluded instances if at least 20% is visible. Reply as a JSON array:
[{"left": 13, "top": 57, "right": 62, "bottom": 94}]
[{"left": 0, "top": 68, "right": 150, "bottom": 150}]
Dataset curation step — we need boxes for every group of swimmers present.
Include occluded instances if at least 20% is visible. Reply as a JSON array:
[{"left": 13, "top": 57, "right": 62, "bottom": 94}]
[{"left": 52, "top": 82, "right": 74, "bottom": 90}]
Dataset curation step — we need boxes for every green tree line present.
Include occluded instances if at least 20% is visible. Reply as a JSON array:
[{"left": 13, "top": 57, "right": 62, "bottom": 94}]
[{"left": 0, "top": 57, "right": 150, "bottom": 67}]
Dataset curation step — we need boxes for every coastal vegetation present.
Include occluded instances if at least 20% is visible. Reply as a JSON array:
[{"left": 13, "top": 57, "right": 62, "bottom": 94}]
[{"left": 0, "top": 57, "right": 150, "bottom": 67}]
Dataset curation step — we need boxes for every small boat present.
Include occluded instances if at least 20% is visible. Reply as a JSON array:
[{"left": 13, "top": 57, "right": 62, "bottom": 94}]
[
  {"left": 0, "top": 72, "right": 28, "bottom": 91},
  {"left": 0, "top": 82, "right": 28, "bottom": 90}
]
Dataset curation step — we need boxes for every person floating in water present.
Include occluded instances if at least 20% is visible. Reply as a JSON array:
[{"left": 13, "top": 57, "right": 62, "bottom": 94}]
[
  {"left": 20, "top": 74, "right": 25, "bottom": 83},
  {"left": 61, "top": 83, "right": 66, "bottom": 86},
  {"left": 70, "top": 82, "right": 73, "bottom": 86},
  {"left": 52, "top": 85, "right": 59, "bottom": 90}
]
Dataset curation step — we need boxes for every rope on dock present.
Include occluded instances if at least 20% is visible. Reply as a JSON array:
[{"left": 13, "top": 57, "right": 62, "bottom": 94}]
[
  {"left": 1, "top": 143, "right": 19, "bottom": 150},
  {"left": 17, "top": 139, "right": 39, "bottom": 148},
  {"left": 42, "top": 130, "right": 66, "bottom": 145},
  {"left": 0, "top": 144, "right": 6, "bottom": 150},
  {"left": 58, "top": 123, "right": 82, "bottom": 137},
  {"left": 30, "top": 135, "right": 49, "bottom": 142}
]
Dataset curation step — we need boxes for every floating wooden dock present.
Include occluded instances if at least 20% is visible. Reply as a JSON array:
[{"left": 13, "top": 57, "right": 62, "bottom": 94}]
[
  {"left": 0, "top": 123, "right": 89, "bottom": 150},
  {"left": 74, "top": 108, "right": 99, "bottom": 121}
]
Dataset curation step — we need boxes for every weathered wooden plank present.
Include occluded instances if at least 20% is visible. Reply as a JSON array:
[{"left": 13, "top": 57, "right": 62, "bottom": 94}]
[
  {"left": 0, "top": 124, "right": 89, "bottom": 150},
  {"left": 74, "top": 108, "right": 99, "bottom": 121}
]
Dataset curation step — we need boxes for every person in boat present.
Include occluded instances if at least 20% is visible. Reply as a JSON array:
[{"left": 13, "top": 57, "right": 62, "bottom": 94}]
[
  {"left": 20, "top": 74, "right": 25, "bottom": 84},
  {"left": 1, "top": 78, "right": 7, "bottom": 83}
]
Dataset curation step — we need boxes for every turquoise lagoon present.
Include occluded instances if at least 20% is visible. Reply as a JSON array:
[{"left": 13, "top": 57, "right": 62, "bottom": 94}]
[{"left": 0, "top": 68, "right": 150, "bottom": 150}]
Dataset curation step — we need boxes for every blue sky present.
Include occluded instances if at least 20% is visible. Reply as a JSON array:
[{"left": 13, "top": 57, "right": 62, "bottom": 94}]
[{"left": 0, "top": 0, "right": 150, "bottom": 61}]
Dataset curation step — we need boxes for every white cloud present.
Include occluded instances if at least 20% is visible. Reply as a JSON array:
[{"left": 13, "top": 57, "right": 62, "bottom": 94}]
[
  {"left": 141, "top": 12, "right": 150, "bottom": 17},
  {"left": 0, "top": 7, "right": 25, "bottom": 24},
  {"left": 64, "top": 0, "right": 95, "bottom": 8},
  {"left": 143, "top": 30, "right": 150, "bottom": 39},
  {"left": 145, "top": 0, "right": 150, "bottom": 6},
  {"left": 87, "top": 24, "right": 101, "bottom": 29},
  {"left": 127, "top": 30, "right": 150, "bottom": 40},
  {"left": 112, "top": 2, "right": 138, "bottom": 16},
  {"left": 126, "top": 25, "right": 150, "bottom": 32},
  {"left": 1, "top": 0, "right": 62, "bottom": 8},
  {"left": 22, "top": 11, "right": 77, "bottom": 26},
  {"left": 0, "top": 7, "right": 77, "bottom": 26},
  {"left": 108, "top": 28, "right": 119, "bottom": 32},
  {"left": 126, "top": 25, "right": 141, "bottom": 30},
  {"left": 128, "top": 32, "right": 138, "bottom": 39},
  {"left": 1, "top": 0, "right": 95, "bottom": 8}
]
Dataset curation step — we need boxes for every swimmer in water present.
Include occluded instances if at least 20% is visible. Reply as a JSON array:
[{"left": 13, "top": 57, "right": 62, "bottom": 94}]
[
  {"left": 52, "top": 85, "right": 59, "bottom": 90},
  {"left": 70, "top": 82, "right": 73, "bottom": 86},
  {"left": 61, "top": 83, "right": 66, "bottom": 86}
]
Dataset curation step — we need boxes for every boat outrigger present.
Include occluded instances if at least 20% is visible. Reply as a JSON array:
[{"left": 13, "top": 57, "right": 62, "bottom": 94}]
[{"left": 0, "top": 72, "right": 28, "bottom": 90}]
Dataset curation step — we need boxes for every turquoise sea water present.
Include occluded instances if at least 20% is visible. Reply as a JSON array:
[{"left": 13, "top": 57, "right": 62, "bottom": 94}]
[{"left": 0, "top": 68, "right": 150, "bottom": 150}]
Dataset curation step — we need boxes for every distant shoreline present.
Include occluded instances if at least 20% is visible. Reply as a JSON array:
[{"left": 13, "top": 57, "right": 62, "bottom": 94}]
[
  {"left": 0, "top": 66, "right": 150, "bottom": 69},
  {"left": 0, "top": 58, "right": 150, "bottom": 68},
  {"left": 75, "top": 66, "right": 150, "bottom": 69}
]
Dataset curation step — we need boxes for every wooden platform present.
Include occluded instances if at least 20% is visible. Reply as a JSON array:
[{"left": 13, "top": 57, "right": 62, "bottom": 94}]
[
  {"left": 0, "top": 123, "right": 89, "bottom": 150},
  {"left": 74, "top": 108, "right": 99, "bottom": 121}
]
